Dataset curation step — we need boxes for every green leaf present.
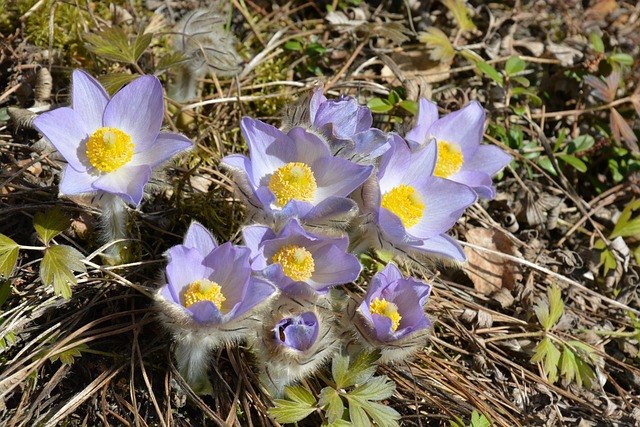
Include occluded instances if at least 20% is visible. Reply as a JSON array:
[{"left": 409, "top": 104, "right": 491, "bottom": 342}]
[
  {"left": 98, "top": 73, "right": 140, "bottom": 97},
  {"left": 476, "top": 62, "right": 503, "bottom": 85},
  {"left": 537, "top": 156, "right": 557, "bottom": 176},
  {"left": 346, "top": 400, "right": 369, "bottom": 427},
  {"left": 510, "top": 75, "right": 530, "bottom": 87},
  {"left": 49, "top": 342, "right": 89, "bottom": 365},
  {"left": 470, "top": 411, "right": 491, "bottom": 427},
  {"left": 326, "top": 420, "right": 352, "bottom": 427},
  {"left": 560, "top": 344, "right": 577, "bottom": 384},
  {"left": 284, "top": 40, "right": 303, "bottom": 51},
  {"left": 531, "top": 337, "right": 561, "bottom": 383},
  {"left": 319, "top": 387, "right": 345, "bottom": 424},
  {"left": 388, "top": 90, "right": 400, "bottom": 105},
  {"left": 0, "top": 234, "right": 19, "bottom": 279},
  {"left": 132, "top": 32, "right": 153, "bottom": 63},
  {"left": 157, "top": 51, "right": 189, "bottom": 71},
  {"left": 553, "top": 129, "right": 567, "bottom": 152},
  {"left": 399, "top": 99, "right": 418, "bottom": 115},
  {"left": 284, "top": 384, "right": 317, "bottom": 406},
  {"left": 347, "top": 376, "right": 395, "bottom": 401},
  {"left": 568, "top": 135, "right": 595, "bottom": 153},
  {"left": 269, "top": 399, "right": 316, "bottom": 423},
  {"left": 367, "top": 98, "right": 394, "bottom": 113},
  {"left": 590, "top": 33, "right": 604, "bottom": 53},
  {"left": 557, "top": 153, "right": 587, "bottom": 173},
  {"left": 332, "top": 351, "right": 380, "bottom": 389},
  {"left": 611, "top": 199, "right": 640, "bottom": 239},
  {"left": 40, "top": 245, "right": 86, "bottom": 299},
  {"left": 361, "top": 401, "right": 400, "bottom": 427},
  {"left": 510, "top": 87, "right": 541, "bottom": 106},
  {"left": 34, "top": 207, "right": 69, "bottom": 245},
  {"left": 608, "top": 53, "right": 633, "bottom": 67},
  {"left": 306, "top": 42, "right": 326, "bottom": 56},
  {"left": 84, "top": 27, "right": 135, "bottom": 63},
  {"left": 547, "top": 284, "right": 564, "bottom": 329},
  {"left": 505, "top": 56, "right": 526, "bottom": 76}
]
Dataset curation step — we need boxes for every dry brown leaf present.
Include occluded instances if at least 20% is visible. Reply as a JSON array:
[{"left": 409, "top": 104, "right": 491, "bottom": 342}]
[
  {"left": 463, "top": 227, "right": 522, "bottom": 295},
  {"left": 585, "top": 0, "right": 618, "bottom": 21}
]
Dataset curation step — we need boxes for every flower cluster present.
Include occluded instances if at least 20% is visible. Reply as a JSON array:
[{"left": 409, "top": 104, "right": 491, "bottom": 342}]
[
  {"left": 34, "top": 70, "right": 510, "bottom": 396},
  {"left": 154, "top": 85, "right": 511, "bottom": 395}
]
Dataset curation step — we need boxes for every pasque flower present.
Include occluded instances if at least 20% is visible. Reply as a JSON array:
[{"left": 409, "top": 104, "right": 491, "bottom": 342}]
[
  {"left": 353, "top": 135, "right": 476, "bottom": 261},
  {"left": 33, "top": 70, "right": 193, "bottom": 206},
  {"left": 347, "top": 263, "right": 432, "bottom": 364},
  {"left": 155, "top": 222, "right": 276, "bottom": 393},
  {"left": 243, "top": 218, "right": 361, "bottom": 297},
  {"left": 405, "top": 99, "right": 511, "bottom": 199},
  {"left": 251, "top": 298, "right": 337, "bottom": 397},
  {"left": 222, "top": 117, "right": 373, "bottom": 228},
  {"left": 284, "top": 84, "right": 391, "bottom": 164}
]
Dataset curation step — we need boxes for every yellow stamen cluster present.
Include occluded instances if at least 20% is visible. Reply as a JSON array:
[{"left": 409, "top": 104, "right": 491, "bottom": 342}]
[
  {"left": 434, "top": 140, "right": 464, "bottom": 178},
  {"left": 272, "top": 245, "right": 315, "bottom": 282},
  {"left": 183, "top": 279, "right": 226, "bottom": 309},
  {"left": 369, "top": 297, "right": 402, "bottom": 332},
  {"left": 86, "top": 127, "right": 134, "bottom": 172},
  {"left": 381, "top": 184, "right": 425, "bottom": 229},
  {"left": 268, "top": 162, "right": 317, "bottom": 207}
]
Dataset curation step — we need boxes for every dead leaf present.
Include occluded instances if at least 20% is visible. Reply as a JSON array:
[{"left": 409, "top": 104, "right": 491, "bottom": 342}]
[
  {"left": 585, "top": 0, "right": 618, "bottom": 21},
  {"left": 463, "top": 227, "right": 522, "bottom": 295}
]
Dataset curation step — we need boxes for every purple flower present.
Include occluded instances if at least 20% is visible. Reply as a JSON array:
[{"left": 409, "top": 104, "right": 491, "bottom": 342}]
[
  {"left": 158, "top": 222, "right": 276, "bottom": 325},
  {"left": 305, "top": 85, "right": 391, "bottom": 163},
  {"left": 222, "top": 117, "right": 373, "bottom": 227},
  {"left": 243, "top": 219, "right": 361, "bottom": 296},
  {"left": 356, "top": 263, "right": 432, "bottom": 343},
  {"left": 355, "top": 135, "right": 476, "bottom": 261},
  {"left": 33, "top": 70, "right": 193, "bottom": 206},
  {"left": 275, "top": 312, "right": 319, "bottom": 351},
  {"left": 405, "top": 99, "right": 511, "bottom": 199}
]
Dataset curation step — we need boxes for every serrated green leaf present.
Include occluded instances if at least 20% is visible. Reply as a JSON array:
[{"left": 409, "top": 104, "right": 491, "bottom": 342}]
[
  {"left": 41, "top": 245, "right": 86, "bottom": 299},
  {"left": 560, "top": 344, "right": 577, "bottom": 384},
  {"left": 132, "top": 32, "right": 153, "bottom": 63},
  {"left": 0, "top": 234, "right": 19, "bottom": 279},
  {"left": 547, "top": 284, "right": 564, "bottom": 330},
  {"left": 319, "top": 387, "right": 345, "bottom": 424},
  {"left": 269, "top": 399, "right": 316, "bottom": 423},
  {"left": 590, "top": 33, "right": 604, "bottom": 53},
  {"left": 574, "top": 354, "right": 596, "bottom": 388},
  {"left": 84, "top": 27, "right": 135, "bottom": 63},
  {"left": 505, "top": 56, "right": 526, "bottom": 76},
  {"left": 611, "top": 199, "right": 640, "bottom": 239},
  {"left": 367, "top": 98, "right": 394, "bottom": 113},
  {"left": 470, "top": 411, "right": 491, "bottom": 427},
  {"left": 360, "top": 401, "right": 400, "bottom": 427},
  {"left": 157, "top": 51, "right": 189, "bottom": 71},
  {"left": 347, "top": 376, "right": 395, "bottom": 401},
  {"left": 98, "top": 73, "right": 140, "bottom": 97},
  {"left": 326, "top": 419, "right": 352, "bottom": 427},
  {"left": 557, "top": 154, "right": 587, "bottom": 172},
  {"left": 346, "top": 400, "right": 369, "bottom": 427},
  {"left": 34, "top": 207, "right": 69, "bottom": 245},
  {"left": 476, "top": 62, "right": 503, "bottom": 85},
  {"left": 284, "top": 385, "right": 317, "bottom": 406},
  {"left": 534, "top": 299, "right": 550, "bottom": 330},
  {"left": 50, "top": 343, "right": 88, "bottom": 365},
  {"left": 399, "top": 99, "right": 418, "bottom": 115},
  {"left": 531, "top": 337, "right": 561, "bottom": 383},
  {"left": 332, "top": 351, "right": 380, "bottom": 389},
  {"left": 0, "top": 279, "right": 11, "bottom": 308}
]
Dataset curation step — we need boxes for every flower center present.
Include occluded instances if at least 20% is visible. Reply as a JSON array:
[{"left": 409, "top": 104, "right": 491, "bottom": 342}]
[
  {"left": 434, "top": 140, "right": 464, "bottom": 178},
  {"left": 369, "top": 297, "right": 402, "bottom": 332},
  {"left": 268, "top": 162, "right": 317, "bottom": 207},
  {"left": 272, "top": 244, "right": 315, "bottom": 281},
  {"left": 86, "top": 127, "right": 134, "bottom": 172},
  {"left": 381, "top": 184, "right": 424, "bottom": 229},
  {"left": 183, "top": 279, "right": 226, "bottom": 309}
]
